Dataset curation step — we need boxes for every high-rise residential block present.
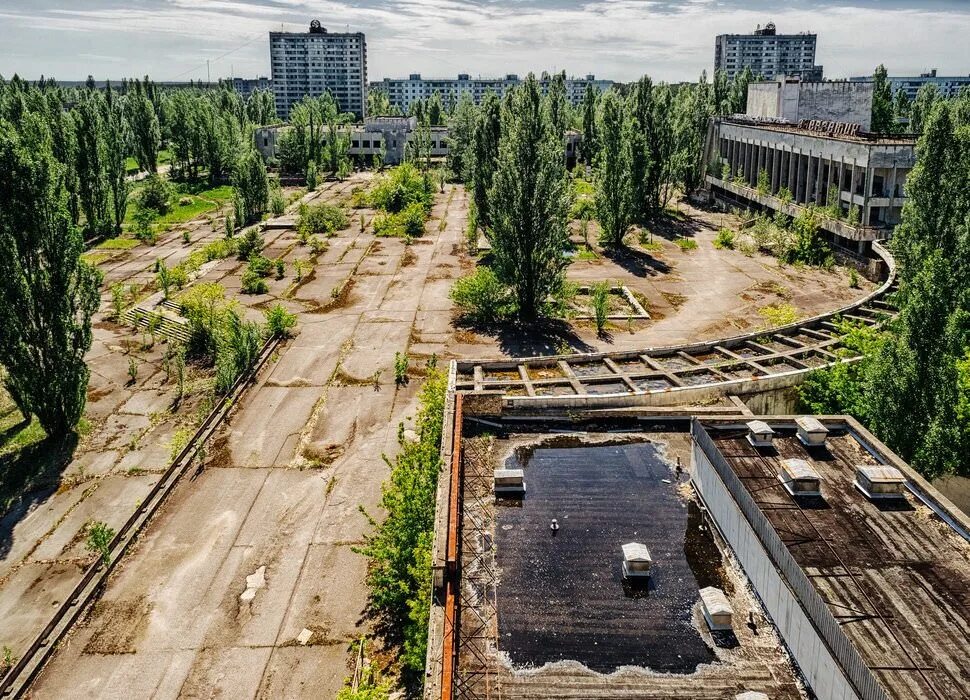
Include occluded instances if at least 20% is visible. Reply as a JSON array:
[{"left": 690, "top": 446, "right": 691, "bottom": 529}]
[
  {"left": 269, "top": 20, "right": 366, "bottom": 120},
  {"left": 715, "top": 23, "right": 822, "bottom": 81}
]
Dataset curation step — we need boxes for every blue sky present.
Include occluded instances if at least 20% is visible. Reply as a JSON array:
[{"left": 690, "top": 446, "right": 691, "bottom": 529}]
[{"left": 0, "top": 1, "right": 968, "bottom": 83}]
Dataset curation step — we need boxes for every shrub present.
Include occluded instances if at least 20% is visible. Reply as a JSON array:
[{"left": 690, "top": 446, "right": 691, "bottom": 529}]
[
  {"left": 214, "top": 309, "right": 263, "bottom": 394},
  {"left": 759, "top": 302, "right": 798, "bottom": 328},
  {"left": 449, "top": 267, "right": 509, "bottom": 324},
  {"left": 237, "top": 227, "right": 264, "bottom": 261},
  {"left": 847, "top": 205, "right": 861, "bottom": 226},
  {"left": 132, "top": 206, "right": 157, "bottom": 244},
  {"left": 394, "top": 352, "right": 409, "bottom": 386},
  {"left": 369, "top": 163, "right": 432, "bottom": 214},
  {"left": 713, "top": 228, "right": 735, "bottom": 250},
  {"left": 756, "top": 169, "right": 770, "bottom": 195},
  {"left": 777, "top": 186, "right": 793, "bottom": 204},
  {"left": 784, "top": 206, "right": 832, "bottom": 267},
  {"left": 297, "top": 202, "right": 348, "bottom": 236},
  {"left": 274, "top": 258, "right": 285, "bottom": 279},
  {"left": 270, "top": 189, "right": 286, "bottom": 216},
  {"left": 848, "top": 268, "right": 860, "bottom": 289},
  {"left": 241, "top": 268, "right": 268, "bottom": 294},
  {"left": 246, "top": 254, "right": 273, "bottom": 278},
  {"left": 139, "top": 175, "right": 173, "bottom": 214},
  {"left": 721, "top": 163, "right": 731, "bottom": 180},
  {"left": 373, "top": 202, "right": 428, "bottom": 238},
  {"left": 264, "top": 303, "right": 297, "bottom": 337},
  {"left": 675, "top": 237, "right": 698, "bottom": 251},
  {"left": 85, "top": 521, "right": 115, "bottom": 567}
]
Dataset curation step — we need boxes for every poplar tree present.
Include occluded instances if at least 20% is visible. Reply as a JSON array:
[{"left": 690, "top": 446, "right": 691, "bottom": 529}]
[
  {"left": 594, "top": 90, "right": 632, "bottom": 247},
  {"left": 232, "top": 149, "right": 270, "bottom": 223},
  {"left": 471, "top": 91, "right": 501, "bottom": 229},
  {"left": 546, "top": 71, "right": 569, "bottom": 137},
  {"left": 488, "top": 76, "right": 569, "bottom": 321},
  {"left": 868, "top": 98, "right": 970, "bottom": 477},
  {"left": 627, "top": 77, "right": 652, "bottom": 223},
  {"left": 0, "top": 113, "right": 103, "bottom": 436},
  {"left": 871, "top": 65, "right": 895, "bottom": 133},
  {"left": 446, "top": 94, "right": 477, "bottom": 182},
  {"left": 126, "top": 91, "right": 160, "bottom": 173},
  {"left": 104, "top": 94, "right": 129, "bottom": 233},
  {"left": 580, "top": 83, "right": 599, "bottom": 164},
  {"left": 74, "top": 94, "right": 112, "bottom": 237}
]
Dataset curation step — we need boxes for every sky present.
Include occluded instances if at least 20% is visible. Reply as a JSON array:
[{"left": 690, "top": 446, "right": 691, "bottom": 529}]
[{"left": 1, "top": 0, "right": 969, "bottom": 84}]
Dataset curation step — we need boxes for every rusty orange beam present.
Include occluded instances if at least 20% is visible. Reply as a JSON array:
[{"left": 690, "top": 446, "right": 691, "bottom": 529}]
[{"left": 441, "top": 393, "right": 463, "bottom": 700}]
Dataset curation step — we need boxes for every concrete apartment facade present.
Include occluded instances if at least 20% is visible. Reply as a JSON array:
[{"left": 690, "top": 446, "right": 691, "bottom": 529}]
[
  {"left": 269, "top": 20, "right": 367, "bottom": 120},
  {"left": 715, "top": 23, "right": 822, "bottom": 81},
  {"left": 705, "top": 116, "right": 916, "bottom": 254},
  {"left": 369, "top": 73, "right": 612, "bottom": 113},
  {"left": 231, "top": 76, "right": 272, "bottom": 99},
  {"left": 850, "top": 68, "right": 970, "bottom": 101},
  {"left": 746, "top": 78, "right": 874, "bottom": 131}
]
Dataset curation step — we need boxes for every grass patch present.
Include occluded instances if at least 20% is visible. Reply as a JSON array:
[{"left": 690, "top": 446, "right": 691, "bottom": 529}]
[
  {"left": 155, "top": 185, "right": 234, "bottom": 226},
  {"left": 98, "top": 237, "right": 140, "bottom": 250},
  {"left": 576, "top": 247, "right": 598, "bottom": 261},
  {"left": 125, "top": 149, "right": 172, "bottom": 174},
  {"left": 675, "top": 237, "right": 698, "bottom": 251},
  {"left": 82, "top": 251, "right": 113, "bottom": 265}
]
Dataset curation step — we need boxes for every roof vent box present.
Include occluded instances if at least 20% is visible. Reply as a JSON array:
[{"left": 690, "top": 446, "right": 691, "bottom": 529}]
[
  {"left": 795, "top": 416, "right": 829, "bottom": 446},
  {"left": 735, "top": 693, "right": 770, "bottom": 700},
  {"left": 493, "top": 469, "right": 526, "bottom": 495},
  {"left": 855, "top": 465, "right": 907, "bottom": 500},
  {"left": 699, "top": 586, "right": 733, "bottom": 631},
  {"left": 778, "top": 458, "right": 822, "bottom": 497},
  {"left": 621, "top": 542, "right": 652, "bottom": 578},
  {"left": 746, "top": 420, "right": 775, "bottom": 448}
]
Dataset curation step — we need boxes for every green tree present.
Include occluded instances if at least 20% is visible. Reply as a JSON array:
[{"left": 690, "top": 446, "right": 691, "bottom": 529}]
[
  {"left": 104, "top": 96, "right": 129, "bottom": 234},
  {"left": 580, "top": 82, "right": 599, "bottom": 164},
  {"left": 74, "top": 94, "right": 113, "bottom": 237},
  {"left": 871, "top": 64, "right": 896, "bottom": 133},
  {"left": 867, "top": 99, "right": 970, "bottom": 477},
  {"left": 0, "top": 112, "right": 103, "bottom": 436},
  {"left": 446, "top": 94, "right": 477, "bottom": 182},
  {"left": 594, "top": 90, "right": 632, "bottom": 248},
  {"left": 471, "top": 91, "right": 501, "bottom": 230},
  {"left": 908, "top": 83, "right": 941, "bottom": 134},
  {"left": 126, "top": 92, "right": 160, "bottom": 174},
  {"left": 626, "top": 78, "right": 652, "bottom": 223},
  {"left": 427, "top": 91, "right": 443, "bottom": 126},
  {"left": 893, "top": 88, "right": 911, "bottom": 130},
  {"left": 545, "top": 71, "right": 570, "bottom": 137},
  {"left": 727, "top": 67, "right": 753, "bottom": 115},
  {"left": 488, "top": 76, "right": 570, "bottom": 321},
  {"left": 232, "top": 149, "right": 269, "bottom": 223},
  {"left": 366, "top": 88, "right": 397, "bottom": 117}
]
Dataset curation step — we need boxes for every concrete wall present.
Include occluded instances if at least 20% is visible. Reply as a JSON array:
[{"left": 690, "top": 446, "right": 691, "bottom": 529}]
[
  {"left": 747, "top": 82, "right": 781, "bottom": 119},
  {"left": 691, "top": 440, "right": 860, "bottom": 700},
  {"left": 746, "top": 80, "right": 874, "bottom": 130}
]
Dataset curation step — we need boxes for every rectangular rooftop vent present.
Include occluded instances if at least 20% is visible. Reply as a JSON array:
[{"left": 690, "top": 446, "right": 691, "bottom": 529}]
[
  {"left": 494, "top": 468, "right": 526, "bottom": 496},
  {"left": 746, "top": 420, "right": 775, "bottom": 448},
  {"left": 699, "top": 586, "right": 733, "bottom": 631},
  {"left": 855, "top": 464, "right": 907, "bottom": 500},
  {"left": 795, "top": 416, "right": 829, "bottom": 447},
  {"left": 621, "top": 542, "right": 652, "bottom": 578},
  {"left": 778, "top": 458, "right": 822, "bottom": 497}
]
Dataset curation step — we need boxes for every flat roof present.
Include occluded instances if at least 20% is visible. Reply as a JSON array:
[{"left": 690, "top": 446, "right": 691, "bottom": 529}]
[
  {"left": 719, "top": 117, "right": 918, "bottom": 145},
  {"left": 453, "top": 421, "right": 805, "bottom": 698},
  {"left": 702, "top": 422, "right": 970, "bottom": 699}
]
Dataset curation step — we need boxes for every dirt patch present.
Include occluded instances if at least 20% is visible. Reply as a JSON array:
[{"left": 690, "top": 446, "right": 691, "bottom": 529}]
[
  {"left": 83, "top": 595, "right": 153, "bottom": 654},
  {"left": 661, "top": 291, "right": 687, "bottom": 308},
  {"left": 401, "top": 247, "right": 417, "bottom": 267}
]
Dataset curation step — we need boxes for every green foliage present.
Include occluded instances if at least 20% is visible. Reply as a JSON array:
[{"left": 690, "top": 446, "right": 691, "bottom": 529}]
[
  {"left": 0, "top": 110, "right": 103, "bottom": 436},
  {"left": 373, "top": 202, "right": 427, "bottom": 238},
  {"left": 594, "top": 90, "right": 632, "bottom": 247},
  {"left": 270, "top": 187, "right": 286, "bottom": 217},
  {"left": 139, "top": 174, "right": 173, "bottom": 214},
  {"left": 85, "top": 521, "right": 115, "bottom": 567},
  {"left": 369, "top": 163, "right": 433, "bottom": 214},
  {"left": 264, "top": 303, "right": 297, "bottom": 338},
  {"left": 569, "top": 176, "right": 596, "bottom": 221},
  {"left": 756, "top": 168, "right": 770, "bottom": 195},
  {"left": 777, "top": 186, "right": 793, "bottom": 204},
  {"left": 758, "top": 303, "right": 797, "bottom": 328},
  {"left": 213, "top": 309, "right": 263, "bottom": 394},
  {"left": 472, "top": 91, "right": 502, "bottom": 229},
  {"left": 871, "top": 64, "right": 897, "bottom": 134},
  {"left": 297, "top": 202, "right": 349, "bottom": 237},
  {"left": 675, "top": 237, "right": 698, "bottom": 251},
  {"left": 232, "top": 149, "right": 270, "bottom": 224},
  {"left": 449, "top": 267, "right": 511, "bottom": 324},
  {"left": 356, "top": 369, "right": 447, "bottom": 687},
  {"left": 847, "top": 205, "right": 861, "bottom": 226},
  {"left": 713, "top": 227, "right": 735, "bottom": 249},
  {"left": 237, "top": 227, "right": 264, "bottom": 261},
  {"left": 590, "top": 281, "right": 611, "bottom": 336},
  {"left": 488, "top": 75, "right": 570, "bottom": 321},
  {"left": 721, "top": 163, "right": 731, "bottom": 181},
  {"left": 446, "top": 94, "right": 478, "bottom": 183},
  {"left": 825, "top": 184, "right": 842, "bottom": 219},
  {"left": 393, "top": 352, "right": 410, "bottom": 386},
  {"left": 783, "top": 206, "right": 832, "bottom": 267},
  {"left": 848, "top": 268, "right": 860, "bottom": 289},
  {"left": 241, "top": 268, "right": 268, "bottom": 295}
]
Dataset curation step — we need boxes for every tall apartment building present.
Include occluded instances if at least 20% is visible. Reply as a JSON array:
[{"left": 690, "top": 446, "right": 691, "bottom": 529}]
[
  {"left": 850, "top": 69, "right": 970, "bottom": 101},
  {"left": 715, "top": 23, "right": 822, "bottom": 81},
  {"left": 369, "top": 73, "right": 612, "bottom": 114},
  {"left": 231, "top": 76, "right": 272, "bottom": 99},
  {"left": 269, "top": 20, "right": 367, "bottom": 120}
]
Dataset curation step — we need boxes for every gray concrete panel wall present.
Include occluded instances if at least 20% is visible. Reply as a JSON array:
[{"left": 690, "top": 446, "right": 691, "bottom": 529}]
[
  {"left": 795, "top": 82, "right": 873, "bottom": 130},
  {"left": 747, "top": 82, "right": 781, "bottom": 118},
  {"left": 691, "top": 443, "right": 860, "bottom": 700}
]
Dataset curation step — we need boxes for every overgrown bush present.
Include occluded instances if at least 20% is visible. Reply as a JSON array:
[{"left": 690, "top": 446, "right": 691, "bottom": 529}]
[
  {"left": 369, "top": 163, "right": 432, "bottom": 214},
  {"left": 297, "top": 202, "right": 349, "bottom": 237},
  {"left": 241, "top": 268, "right": 268, "bottom": 294},
  {"left": 85, "top": 521, "right": 115, "bottom": 567},
  {"left": 355, "top": 368, "right": 447, "bottom": 687},
  {"left": 237, "top": 227, "right": 264, "bottom": 261},
  {"left": 139, "top": 175, "right": 173, "bottom": 214},
  {"left": 270, "top": 188, "right": 286, "bottom": 216},
  {"left": 264, "top": 304, "right": 297, "bottom": 337},
  {"left": 713, "top": 228, "right": 735, "bottom": 250},
  {"left": 373, "top": 202, "right": 428, "bottom": 238},
  {"left": 590, "top": 282, "right": 610, "bottom": 336},
  {"left": 784, "top": 206, "right": 833, "bottom": 268},
  {"left": 759, "top": 302, "right": 798, "bottom": 328},
  {"left": 449, "top": 267, "right": 510, "bottom": 324}
]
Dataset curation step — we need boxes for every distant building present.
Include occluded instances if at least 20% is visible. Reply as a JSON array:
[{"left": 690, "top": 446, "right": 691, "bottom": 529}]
[
  {"left": 369, "top": 73, "right": 613, "bottom": 114},
  {"left": 849, "top": 69, "right": 970, "bottom": 101},
  {"left": 231, "top": 76, "right": 272, "bottom": 99},
  {"left": 746, "top": 77, "right": 874, "bottom": 131},
  {"left": 269, "top": 20, "right": 367, "bottom": 120},
  {"left": 715, "top": 23, "right": 822, "bottom": 81}
]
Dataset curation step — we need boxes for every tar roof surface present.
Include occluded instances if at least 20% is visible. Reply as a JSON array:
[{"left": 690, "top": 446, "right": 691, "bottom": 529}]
[
  {"left": 454, "top": 426, "right": 806, "bottom": 699},
  {"left": 709, "top": 427, "right": 970, "bottom": 699}
]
